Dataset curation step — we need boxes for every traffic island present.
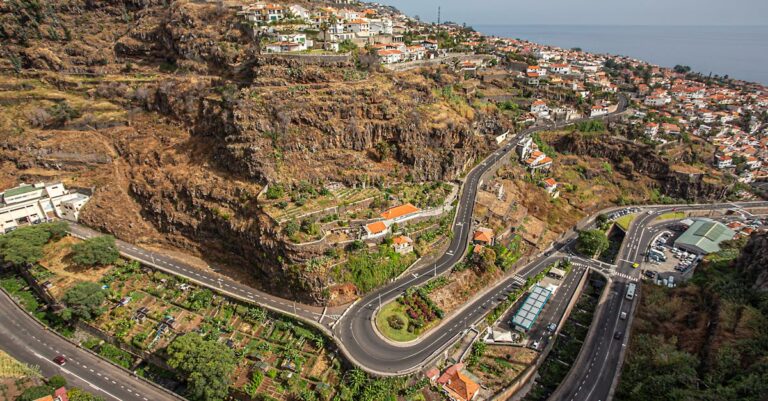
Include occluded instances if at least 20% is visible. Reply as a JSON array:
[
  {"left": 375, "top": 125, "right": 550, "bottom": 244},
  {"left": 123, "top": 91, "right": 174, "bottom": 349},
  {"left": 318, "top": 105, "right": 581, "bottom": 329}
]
[{"left": 374, "top": 289, "right": 443, "bottom": 343}]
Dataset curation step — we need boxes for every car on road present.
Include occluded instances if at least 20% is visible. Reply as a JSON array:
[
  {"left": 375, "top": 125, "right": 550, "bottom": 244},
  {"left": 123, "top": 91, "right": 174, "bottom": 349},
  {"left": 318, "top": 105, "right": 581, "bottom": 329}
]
[
  {"left": 547, "top": 323, "right": 557, "bottom": 333},
  {"left": 53, "top": 355, "right": 67, "bottom": 366},
  {"left": 620, "top": 312, "right": 627, "bottom": 320},
  {"left": 632, "top": 262, "right": 639, "bottom": 269},
  {"left": 614, "top": 331, "right": 623, "bottom": 340}
]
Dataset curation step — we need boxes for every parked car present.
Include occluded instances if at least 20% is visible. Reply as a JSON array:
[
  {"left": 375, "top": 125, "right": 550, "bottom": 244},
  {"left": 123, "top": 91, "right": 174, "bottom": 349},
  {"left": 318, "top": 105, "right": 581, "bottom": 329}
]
[{"left": 614, "top": 331, "right": 623, "bottom": 340}]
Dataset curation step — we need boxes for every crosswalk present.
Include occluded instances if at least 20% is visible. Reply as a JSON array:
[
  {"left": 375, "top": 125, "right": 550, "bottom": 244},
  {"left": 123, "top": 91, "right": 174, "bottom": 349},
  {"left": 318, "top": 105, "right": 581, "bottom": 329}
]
[
  {"left": 511, "top": 274, "right": 526, "bottom": 286},
  {"left": 570, "top": 262, "right": 638, "bottom": 283},
  {"left": 612, "top": 272, "right": 638, "bottom": 282}
]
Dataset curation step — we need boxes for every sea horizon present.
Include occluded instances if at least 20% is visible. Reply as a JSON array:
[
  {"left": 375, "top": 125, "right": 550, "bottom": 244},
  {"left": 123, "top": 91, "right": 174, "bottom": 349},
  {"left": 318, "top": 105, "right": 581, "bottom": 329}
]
[{"left": 474, "top": 24, "right": 768, "bottom": 85}]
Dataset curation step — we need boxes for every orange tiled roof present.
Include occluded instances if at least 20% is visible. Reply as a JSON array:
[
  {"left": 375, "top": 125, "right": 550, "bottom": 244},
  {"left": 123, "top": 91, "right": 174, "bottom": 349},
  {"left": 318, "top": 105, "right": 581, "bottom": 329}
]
[
  {"left": 366, "top": 221, "right": 387, "bottom": 234},
  {"left": 392, "top": 235, "right": 413, "bottom": 245},
  {"left": 444, "top": 370, "right": 480, "bottom": 401},
  {"left": 473, "top": 228, "right": 493, "bottom": 244},
  {"left": 380, "top": 203, "right": 420, "bottom": 220}
]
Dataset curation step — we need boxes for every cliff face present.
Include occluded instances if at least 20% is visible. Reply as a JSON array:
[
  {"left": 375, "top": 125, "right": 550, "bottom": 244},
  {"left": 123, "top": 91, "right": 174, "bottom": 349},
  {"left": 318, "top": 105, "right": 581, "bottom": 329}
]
[
  {"left": 0, "top": 0, "right": 507, "bottom": 304},
  {"left": 733, "top": 233, "right": 768, "bottom": 291},
  {"left": 551, "top": 131, "right": 734, "bottom": 202}
]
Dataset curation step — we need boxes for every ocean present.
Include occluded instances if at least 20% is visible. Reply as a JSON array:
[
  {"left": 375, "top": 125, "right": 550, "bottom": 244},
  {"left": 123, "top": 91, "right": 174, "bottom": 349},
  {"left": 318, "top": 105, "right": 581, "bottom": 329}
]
[{"left": 474, "top": 25, "right": 768, "bottom": 85}]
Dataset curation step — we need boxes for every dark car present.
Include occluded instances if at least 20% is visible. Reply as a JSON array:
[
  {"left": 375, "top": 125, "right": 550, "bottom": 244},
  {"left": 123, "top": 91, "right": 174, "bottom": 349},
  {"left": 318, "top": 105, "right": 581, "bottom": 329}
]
[
  {"left": 614, "top": 331, "right": 623, "bottom": 340},
  {"left": 53, "top": 355, "right": 67, "bottom": 365}
]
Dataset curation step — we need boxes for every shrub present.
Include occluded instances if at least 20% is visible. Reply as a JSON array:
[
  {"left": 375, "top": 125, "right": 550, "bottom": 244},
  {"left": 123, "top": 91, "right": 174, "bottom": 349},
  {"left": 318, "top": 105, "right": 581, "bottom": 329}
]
[
  {"left": 387, "top": 315, "right": 404, "bottom": 330},
  {"left": 70, "top": 236, "right": 119, "bottom": 267}
]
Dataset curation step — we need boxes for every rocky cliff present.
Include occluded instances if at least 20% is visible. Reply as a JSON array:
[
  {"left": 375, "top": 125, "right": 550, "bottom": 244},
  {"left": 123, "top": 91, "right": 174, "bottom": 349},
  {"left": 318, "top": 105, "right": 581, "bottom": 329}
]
[
  {"left": 733, "top": 232, "right": 768, "bottom": 291},
  {"left": 550, "top": 130, "right": 734, "bottom": 202},
  {"left": 0, "top": 0, "right": 507, "bottom": 304}
]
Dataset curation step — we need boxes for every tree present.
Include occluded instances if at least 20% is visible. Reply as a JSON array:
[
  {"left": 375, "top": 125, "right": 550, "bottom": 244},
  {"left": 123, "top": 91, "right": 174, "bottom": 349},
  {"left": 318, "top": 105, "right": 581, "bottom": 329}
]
[
  {"left": 0, "top": 221, "right": 69, "bottom": 265},
  {"left": 472, "top": 246, "right": 497, "bottom": 273},
  {"left": 17, "top": 385, "right": 52, "bottom": 401},
  {"left": 266, "top": 183, "right": 285, "bottom": 200},
  {"left": 67, "top": 388, "right": 105, "bottom": 401},
  {"left": 48, "top": 375, "right": 67, "bottom": 389},
  {"left": 61, "top": 281, "right": 106, "bottom": 321},
  {"left": 70, "top": 236, "right": 119, "bottom": 267},
  {"left": 166, "top": 333, "right": 237, "bottom": 401},
  {"left": 576, "top": 229, "right": 609, "bottom": 257}
]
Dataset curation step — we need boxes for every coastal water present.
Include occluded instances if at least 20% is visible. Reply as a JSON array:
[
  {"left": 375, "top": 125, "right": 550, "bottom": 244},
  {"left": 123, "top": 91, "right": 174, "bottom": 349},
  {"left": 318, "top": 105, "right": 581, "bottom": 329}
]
[{"left": 475, "top": 25, "right": 768, "bottom": 85}]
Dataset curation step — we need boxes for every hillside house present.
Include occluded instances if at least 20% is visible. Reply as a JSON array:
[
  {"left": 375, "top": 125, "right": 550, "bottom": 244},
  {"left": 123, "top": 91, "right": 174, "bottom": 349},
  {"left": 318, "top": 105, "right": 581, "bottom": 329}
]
[
  {"left": 472, "top": 227, "right": 495, "bottom": 246},
  {"left": 542, "top": 178, "right": 559, "bottom": 198},
  {"left": 436, "top": 363, "right": 481, "bottom": 401},
  {"left": 363, "top": 221, "right": 388, "bottom": 238},
  {"left": 391, "top": 235, "right": 414, "bottom": 255}
]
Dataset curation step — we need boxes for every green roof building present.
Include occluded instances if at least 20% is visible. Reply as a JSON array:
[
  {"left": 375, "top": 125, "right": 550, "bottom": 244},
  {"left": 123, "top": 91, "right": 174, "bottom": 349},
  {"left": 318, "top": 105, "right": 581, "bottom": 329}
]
[{"left": 674, "top": 219, "right": 735, "bottom": 255}]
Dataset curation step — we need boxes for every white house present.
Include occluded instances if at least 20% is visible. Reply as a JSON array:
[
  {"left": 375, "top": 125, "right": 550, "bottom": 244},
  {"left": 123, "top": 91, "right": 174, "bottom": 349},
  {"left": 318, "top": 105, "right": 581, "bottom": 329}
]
[
  {"left": 266, "top": 41, "right": 303, "bottom": 53},
  {"left": 715, "top": 155, "right": 732, "bottom": 169},
  {"left": 422, "top": 39, "right": 439, "bottom": 51},
  {"left": 369, "top": 18, "right": 393, "bottom": 35},
  {"left": 644, "top": 122, "right": 659, "bottom": 137},
  {"left": 288, "top": 5, "right": 310, "bottom": 20},
  {"left": 377, "top": 49, "right": 403, "bottom": 64},
  {"left": 391, "top": 235, "right": 414, "bottom": 255},
  {"left": 277, "top": 33, "right": 312, "bottom": 50},
  {"left": 531, "top": 100, "right": 549, "bottom": 117},
  {"left": 590, "top": 104, "right": 609, "bottom": 117},
  {"left": 549, "top": 63, "right": 570, "bottom": 74}
]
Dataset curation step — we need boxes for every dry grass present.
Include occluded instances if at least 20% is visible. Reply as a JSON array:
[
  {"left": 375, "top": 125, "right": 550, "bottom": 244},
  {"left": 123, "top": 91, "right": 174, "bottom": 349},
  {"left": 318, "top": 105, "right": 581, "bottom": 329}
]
[{"left": 39, "top": 236, "right": 114, "bottom": 298}]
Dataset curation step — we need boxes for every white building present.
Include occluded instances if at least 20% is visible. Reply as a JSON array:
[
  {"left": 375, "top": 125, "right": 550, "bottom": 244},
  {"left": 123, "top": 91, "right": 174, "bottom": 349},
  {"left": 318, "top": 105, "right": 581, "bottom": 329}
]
[
  {"left": 590, "top": 105, "right": 609, "bottom": 117},
  {"left": 368, "top": 18, "right": 393, "bottom": 35},
  {"left": 0, "top": 182, "right": 90, "bottom": 234}
]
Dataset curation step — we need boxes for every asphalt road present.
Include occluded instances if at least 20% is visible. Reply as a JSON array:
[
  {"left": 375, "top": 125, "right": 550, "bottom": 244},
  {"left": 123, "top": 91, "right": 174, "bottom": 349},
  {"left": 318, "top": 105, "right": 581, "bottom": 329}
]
[
  {"left": 0, "top": 290, "right": 179, "bottom": 401},
  {"left": 59, "top": 97, "right": 629, "bottom": 377},
  {"left": 550, "top": 201, "right": 768, "bottom": 401}
]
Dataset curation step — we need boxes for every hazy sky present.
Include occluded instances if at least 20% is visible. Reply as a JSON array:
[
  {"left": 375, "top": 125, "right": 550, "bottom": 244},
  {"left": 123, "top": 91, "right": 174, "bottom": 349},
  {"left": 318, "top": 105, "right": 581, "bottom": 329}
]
[{"left": 380, "top": 0, "right": 768, "bottom": 27}]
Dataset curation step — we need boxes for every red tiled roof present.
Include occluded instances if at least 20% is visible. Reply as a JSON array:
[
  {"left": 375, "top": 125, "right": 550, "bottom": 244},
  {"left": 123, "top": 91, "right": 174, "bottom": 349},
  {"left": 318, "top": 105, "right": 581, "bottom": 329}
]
[
  {"left": 473, "top": 228, "right": 494, "bottom": 244},
  {"left": 381, "top": 203, "right": 420, "bottom": 220},
  {"left": 392, "top": 235, "right": 413, "bottom": 245},
  {"left": 365, "top": 221, "right": 387, "bottom": 234}
]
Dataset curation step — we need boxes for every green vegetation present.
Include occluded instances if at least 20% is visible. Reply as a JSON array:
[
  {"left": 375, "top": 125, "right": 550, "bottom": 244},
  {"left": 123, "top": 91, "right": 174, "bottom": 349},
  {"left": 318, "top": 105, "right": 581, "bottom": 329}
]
[
  {"left": 166, "top": 332, "right": 237, "bottom": 401},
  {"left": 0, "top": 222, "right": 68, "bottom": 265},
  {"left": 615, "top": 213, "right": 636, "bottom": 231},
  {"left": 70, "top": 235, "right": 119, "bottom": 267},
  {"left": 376, "top": 287, "right": 444, "bottom": 342},
  {"left": 576, "top": 229, "right": 609, "bottom": 257},
  {"left": 574, "top": 120, "right": 605, "bottom": 133},
  {"left": 465, "top": 341, "right": 487, "bottom": 368},
  {"left": 66, "top": 388, "right": 106, "bottom": 401},
  {"left": 532, "top": 133, "right": 556, "bottom": 158},
  {"left": 616, "top": 239, "right": 768, "bottom": 401},
  {"left": 655, "top": 211, "right": 686, "bottom": 221},
  {"left": 61, "top": 281, "right": 106, "bottom": 321},
  {"left": 336, "top": 245, "right": 415, "bottom": 293},
  {"left": 375, "top": 301, "right": 416, "bottom": 342}
]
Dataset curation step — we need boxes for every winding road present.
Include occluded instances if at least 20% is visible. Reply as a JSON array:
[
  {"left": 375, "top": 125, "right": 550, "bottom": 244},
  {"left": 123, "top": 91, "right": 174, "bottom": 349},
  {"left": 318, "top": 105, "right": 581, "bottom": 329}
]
[{"left": 7, "top": 91, "right": 767, "bottom": 400}]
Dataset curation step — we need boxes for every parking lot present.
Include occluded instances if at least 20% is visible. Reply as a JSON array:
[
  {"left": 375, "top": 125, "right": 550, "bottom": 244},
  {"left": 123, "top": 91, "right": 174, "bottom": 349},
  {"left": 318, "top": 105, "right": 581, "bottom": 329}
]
[{"left": 641, "top": 228, "right": 700, "bottom": 286}]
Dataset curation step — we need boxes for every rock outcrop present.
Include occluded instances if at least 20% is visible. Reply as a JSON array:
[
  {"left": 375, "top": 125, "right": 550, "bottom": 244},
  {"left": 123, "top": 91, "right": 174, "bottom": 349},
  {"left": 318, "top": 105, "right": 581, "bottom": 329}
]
[{"left": 551, "top": 131, "right": 734, "bottom": 201}]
